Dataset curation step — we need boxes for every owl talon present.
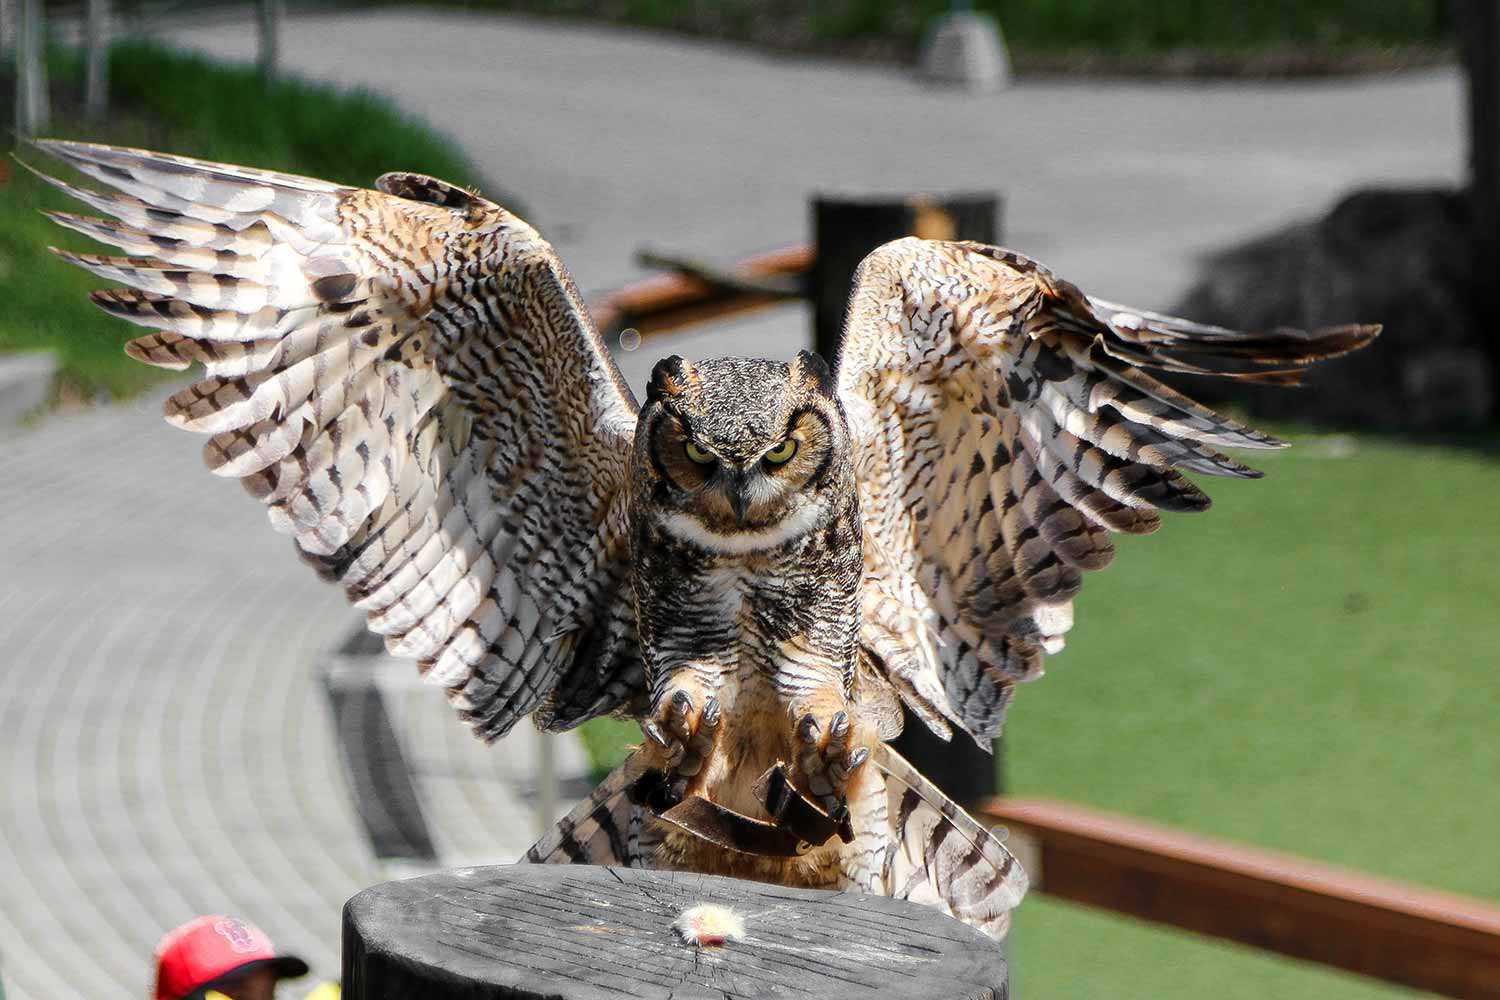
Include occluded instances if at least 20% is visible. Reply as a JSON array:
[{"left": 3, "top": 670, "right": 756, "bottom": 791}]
[
  {"left": 643, "top": 682, "right": 722, "bottom": 802},
  {"left": 666, "top": 689, "right": 696, "bottom": 741},
  {"left": 829, "top": 711, "right": 851, "bottom": 741},
  {"left": 701, "top": 696, "right": 722, "bottom": 729},
  {"left": 642, "top": 719, "right": 671, "bottom": 749},
  {"left": 793, "top": 707, "right": 869, "bottom": 815}
]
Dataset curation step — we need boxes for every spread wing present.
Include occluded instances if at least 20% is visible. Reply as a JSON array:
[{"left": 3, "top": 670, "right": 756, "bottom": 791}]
[
  {"left": 33, "top": 140, "right": 644, "bottom": 741},
  {"left": 839, "top": 237, "right": 1378, "bottom": 744}
]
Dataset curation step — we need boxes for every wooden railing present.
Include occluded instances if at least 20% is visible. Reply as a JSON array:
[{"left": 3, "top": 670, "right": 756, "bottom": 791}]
[
  {"left": 588, "top": 244, "right": 812, "bottom": 339},
  {"left": 983, "top": 798, "right": 1500, "bottom": 999}
]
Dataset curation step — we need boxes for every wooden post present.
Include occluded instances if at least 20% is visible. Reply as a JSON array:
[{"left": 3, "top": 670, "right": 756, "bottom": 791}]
[
  {"left": 84, "top": 0, "right": 109, "bottom": 120},
  {"left": 343, "top": 865, "right": 1007, "bottom": 999},
  {"left": 811, "top": 192, "right": 1003, "bottom": 809},
  {"left": 15, "top": 0, "right": 48, "bottom": 137},
  {"left": 1458, "top": 0, "right": 1500, "bottom": 387},
  {"left": 256, "top": 0, "right": 283, "bottom": 81},
  {"left": 811, "top": 193, "right": 999, "bottom": 361}
]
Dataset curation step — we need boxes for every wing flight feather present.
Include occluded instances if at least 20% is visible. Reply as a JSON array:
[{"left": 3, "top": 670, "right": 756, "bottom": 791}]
[
  {"left": 839, "top": 238, "right": 1378, "bottom": 743},
  {"left": 34, "top": 140, "right": 645, "bottom": 741}
]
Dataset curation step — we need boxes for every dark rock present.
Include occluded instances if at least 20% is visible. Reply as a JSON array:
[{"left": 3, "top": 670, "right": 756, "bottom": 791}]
[{"left": 1172, "top": 187, "right": 1493, "bottom": 430}]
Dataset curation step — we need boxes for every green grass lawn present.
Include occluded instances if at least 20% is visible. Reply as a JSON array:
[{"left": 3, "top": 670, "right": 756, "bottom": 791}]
[
  {"left": 1, "top": 40, "right": 476, "bottom": 402},
  {"left": 458, "top": 0, "right": 1450, "bottom": 59},
  {"left": 1002, "top": 428, "right": 1499, "bottom": 997},
  {"left": 580, "top": 427, "right": 1499, "bottom": 997}
]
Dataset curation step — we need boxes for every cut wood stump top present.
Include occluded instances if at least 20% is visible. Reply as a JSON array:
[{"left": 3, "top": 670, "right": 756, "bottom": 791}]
[{"left": 343, "top": 864, "right": 1007, "bottom": 1000}]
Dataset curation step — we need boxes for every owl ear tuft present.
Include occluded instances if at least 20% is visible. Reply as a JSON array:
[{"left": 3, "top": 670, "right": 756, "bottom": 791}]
[
  {"left": 794, "top": 350, "right": 837, "bottom": 396},
  {"left": 647, "top": 355, "right": 692, "bottom": 403}
]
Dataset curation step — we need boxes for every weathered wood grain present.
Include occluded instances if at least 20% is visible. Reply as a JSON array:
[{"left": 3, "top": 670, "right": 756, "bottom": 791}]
[{"left": 343, "top": 864, "right": 1007, "bottom": 1000}]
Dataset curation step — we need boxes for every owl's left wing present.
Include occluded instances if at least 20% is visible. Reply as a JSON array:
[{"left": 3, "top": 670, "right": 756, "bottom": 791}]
[{"left": 838, "top": 238, "right": 1377, "bottom": 745}]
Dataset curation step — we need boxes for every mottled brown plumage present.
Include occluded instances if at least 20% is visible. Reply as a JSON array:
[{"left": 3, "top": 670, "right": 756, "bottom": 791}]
[{"left": 34, "top": 141, "right": 1377, "bottom": 941}]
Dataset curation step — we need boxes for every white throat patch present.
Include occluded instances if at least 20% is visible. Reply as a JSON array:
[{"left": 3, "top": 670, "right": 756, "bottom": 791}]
[{"left": 660, "top": 504, "right": 823, "bottom": 555}]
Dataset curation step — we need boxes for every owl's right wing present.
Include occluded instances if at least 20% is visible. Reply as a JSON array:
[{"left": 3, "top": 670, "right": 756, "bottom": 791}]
[
  {"left": 34, "top": 140, "right": 644, "bottom": 741},
  {"left": 837, "top": 238, "right": 1377, "bottom": 745}
]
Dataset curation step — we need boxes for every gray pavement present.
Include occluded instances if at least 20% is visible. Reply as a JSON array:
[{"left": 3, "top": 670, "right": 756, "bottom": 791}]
[
  {"left": 1, "top": 9, "right": 1462, "bottom": 998},
  {"left": 0, "top": 398, "right": 594, "bottom": 999},
  {"left": 168, "top": 12, "right": 1462, "bottom": 330}
]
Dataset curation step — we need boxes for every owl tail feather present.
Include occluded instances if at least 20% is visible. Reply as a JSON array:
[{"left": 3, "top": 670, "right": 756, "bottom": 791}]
[
  {"left": 874, "top": 745, "right": 1028, "bottom": 940},
  {"left": 523, "top": 757, "right": 654, "bottom": 866}
]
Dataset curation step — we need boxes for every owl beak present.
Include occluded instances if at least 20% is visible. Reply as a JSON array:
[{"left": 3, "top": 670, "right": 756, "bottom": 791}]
[{"left": 725, "top": 469, "right": 752, "bottom": 524}]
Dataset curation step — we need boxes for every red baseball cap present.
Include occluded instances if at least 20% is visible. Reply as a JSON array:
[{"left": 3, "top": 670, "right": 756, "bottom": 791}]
[{"left": 153, "top": 916, "right": 310, "bottom": 1000}]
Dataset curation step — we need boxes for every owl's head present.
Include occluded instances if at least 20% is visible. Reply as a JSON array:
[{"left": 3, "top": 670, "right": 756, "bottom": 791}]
[{"left": 637, "top": 351, "right": 850, "bottom": 544}]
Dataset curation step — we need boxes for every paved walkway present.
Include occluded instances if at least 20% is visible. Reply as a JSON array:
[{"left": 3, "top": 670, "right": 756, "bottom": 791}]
[
  {"left": 171, "top": 12, "right": 1462, "bottom": 326},
  {"left": 0, "top": 399, "right": 592, "bottom": 999},
  {"left": 1, "top": 9, "right": 1462, "bottom": 998}
]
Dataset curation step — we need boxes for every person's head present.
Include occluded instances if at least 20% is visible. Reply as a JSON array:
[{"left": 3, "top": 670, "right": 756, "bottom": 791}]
[{"left": 153, "top": 916, "right": 309, "bottom": 1000}]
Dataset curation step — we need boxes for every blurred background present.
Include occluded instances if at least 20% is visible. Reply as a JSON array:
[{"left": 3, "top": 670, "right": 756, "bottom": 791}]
[{"left": 1, "top": 2, "right": 1496, "bottom": 998}]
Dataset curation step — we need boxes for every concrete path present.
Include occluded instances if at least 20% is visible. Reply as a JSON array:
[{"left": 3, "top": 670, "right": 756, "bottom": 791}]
[
  {"left": 1, "top": 9, "right": 1462, "bottom": 998},
  {"left": 167, "top": 12, "right": 1462, "bottom": 330},
  {"left": 0, "top": 398, "right": 593, "bottom": 999}
]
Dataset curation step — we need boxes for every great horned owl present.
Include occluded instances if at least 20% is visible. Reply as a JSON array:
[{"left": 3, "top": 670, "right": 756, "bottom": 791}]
[
  {"left": 34, "top": 141, "right": 1377, "bottom": 940},
  {"left": 626, "top": 355, "right": 869, "bottom": 871}
]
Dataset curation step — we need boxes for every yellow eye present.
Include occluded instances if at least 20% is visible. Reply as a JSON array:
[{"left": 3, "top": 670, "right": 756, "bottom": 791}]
[
  {"left": 684, "top": 441, "right": 715, "bottom": 465},
  {"left": 763, "top": 438, "right": 798, "bottom": 465}
]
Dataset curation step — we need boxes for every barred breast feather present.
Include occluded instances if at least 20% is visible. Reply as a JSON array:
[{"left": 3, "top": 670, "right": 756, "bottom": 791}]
[
  {"left": 33, "top": 140, "right": 645, "bottom": 741},
  {"left": 837, "top": 238, "right": 1379, "bottom": 744}
]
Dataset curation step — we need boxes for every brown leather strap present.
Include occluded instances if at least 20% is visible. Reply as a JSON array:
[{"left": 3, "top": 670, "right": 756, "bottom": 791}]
[
  {"left": 632, "top": 763, "right": 855, "bottom": 857},
  {"left": 657, "top": 795, "right": 807, "bottom": 857},
  {"left": 753, "top": 763, "right": 855, "bottom": 846}
]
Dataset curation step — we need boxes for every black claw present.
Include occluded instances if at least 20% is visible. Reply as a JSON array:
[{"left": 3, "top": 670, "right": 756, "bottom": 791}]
[
  {"left": 642, "top": 720, "right": 669, "bottom": 748},
  {"left": 833, "top": 801, "right": 855, "bottom": 843},
  {"left": 848, "top": 747, "right": 871, "bottom": 771},
  {"left": 670, "top": 689, "right": 694, "bottom": 714},
  {"left": 797, "top": 713, "right": 820, "bottom": 744},
  {"left": 829, "top": 711, "right": 850, "bottom": 740},
  {"left": 701, "top": 696, "right": 722, "bottom": 728}
]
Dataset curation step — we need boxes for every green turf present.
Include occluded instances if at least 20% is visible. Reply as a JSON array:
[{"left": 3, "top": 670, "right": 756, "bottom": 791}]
[
  {"left": 1, "top": 40, "right": 476, "bottom": 402},
  {"left": 1006, "top": 431, "right": 1500, "bottom": 898},
  {"left": 1000, "top": 428, "right": 1500, "bottom": 996},
  {"left": 1010, "top": 894, "right": 1413, "bottom": 1000},
  {"left": 576, "top": 715, "right": 641, "bottom": 784},
  {"left": 453, "top": 0, "right": 1451, "bottom": 55},
  {"left": 579, "top": 427, "right": 1498, "bottom": 996}
]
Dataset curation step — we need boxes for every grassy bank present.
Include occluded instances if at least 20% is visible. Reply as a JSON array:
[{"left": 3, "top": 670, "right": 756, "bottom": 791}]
[
  {"left": 1, "top": 40, "right": 476, "bottom": 402},
  {"left": 444, "top": 0, "right": 1453, "bottom": 68},
  {"left": 579, "top": 427, "right": 1499, "bottom": 997}
]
